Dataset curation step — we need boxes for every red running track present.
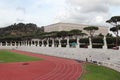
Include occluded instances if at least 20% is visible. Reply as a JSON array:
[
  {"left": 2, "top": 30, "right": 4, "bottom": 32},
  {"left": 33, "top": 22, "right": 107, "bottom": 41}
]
[{"left": 0, "top": 50, "right": 82, "bottom": 80}]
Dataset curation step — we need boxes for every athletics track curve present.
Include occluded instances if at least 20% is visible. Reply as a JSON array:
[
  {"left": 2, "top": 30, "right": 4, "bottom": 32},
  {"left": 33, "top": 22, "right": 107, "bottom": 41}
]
[{"left": 0, "top": 50, "right": 82, "bottom": 80}]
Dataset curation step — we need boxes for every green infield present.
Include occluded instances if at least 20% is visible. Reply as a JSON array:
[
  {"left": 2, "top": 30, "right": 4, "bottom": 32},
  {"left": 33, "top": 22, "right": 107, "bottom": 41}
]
[
  {"left": 79, "top": 63, "right": 120, "bottom": 80},
  {"left": 0, "top": 50, "right": 42, "bottom": 63}
]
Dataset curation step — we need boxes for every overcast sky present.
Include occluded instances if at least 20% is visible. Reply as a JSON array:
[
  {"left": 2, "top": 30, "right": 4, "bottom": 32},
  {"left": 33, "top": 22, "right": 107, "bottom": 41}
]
[{"left": 0, "top": 0, "right": 120, "bottom": 27}]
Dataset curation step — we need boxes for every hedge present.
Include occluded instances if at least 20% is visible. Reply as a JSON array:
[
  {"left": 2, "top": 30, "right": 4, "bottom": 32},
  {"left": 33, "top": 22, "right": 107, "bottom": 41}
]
[
  {"left": 79, "top": 38, "right": 89, "bottom": 44},
  {"left": 69, "top": 39, "right": 77, "bottom": 43},
  {"left": 106, "top": 37, "right": 120, "bottom": 46},
  {"left": 92, "top": 37, "right": 104, "bottom": 44}
]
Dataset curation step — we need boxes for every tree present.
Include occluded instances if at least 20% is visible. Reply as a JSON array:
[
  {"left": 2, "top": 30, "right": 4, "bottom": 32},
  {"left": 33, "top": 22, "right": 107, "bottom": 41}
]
[
  {"left": 110, "top": 26, "right": 120, "bottom": 35},
  {"left": 69, "top": 29, "right": 82, "bottom": 38},
  {"left": 98, "top": 33, "right": 104, "bottom": 37},
  {"left": 68, "top": 29, "right": 87, "bottom": 38},
  {"left": 83, "top": 26, "right": 99, "bottom": 38},
  {"left": 79, "top": 32, "right": 87, "bottom": 37},
  {"left": 47, "top": 31, "right": 59, "bottom": 39},
  {"left": 57, "top": 31, "right": 69, "bottom": 39},
  {"left": 106, "top": 16, "right": 120, "bottom": 48},
  {"left": 106, "top": 33, "right": 113, "bottom": 37}
]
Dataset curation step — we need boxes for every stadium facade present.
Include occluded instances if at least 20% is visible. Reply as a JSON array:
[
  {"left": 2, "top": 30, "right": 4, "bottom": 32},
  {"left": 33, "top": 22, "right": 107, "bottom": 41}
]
[{"left": 44, "top": 22, "right": 109, "bottom": 36}]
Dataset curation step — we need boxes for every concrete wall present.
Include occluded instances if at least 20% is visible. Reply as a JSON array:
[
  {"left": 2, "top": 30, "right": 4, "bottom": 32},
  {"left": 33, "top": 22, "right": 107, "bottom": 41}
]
[{"left": 0, "top": 46, "right": 120, "bottom": 72}]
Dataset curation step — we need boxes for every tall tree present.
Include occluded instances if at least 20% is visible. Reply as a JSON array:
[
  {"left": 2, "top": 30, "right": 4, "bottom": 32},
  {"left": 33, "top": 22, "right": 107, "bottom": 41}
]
[
  {"left": 106, "top": 33, "right": 113, "bottom": 37},
  {"left": 46, "top": 31, "right": 59, "bottom": 39},
  {"left": 57, "top": 31, "right": 69, "bottom": 39},
  {"left": 110, "top": 26, "right": 120, "bottom": 35},
  {"left": 69, "top": 29, "right": 87, "bottom": 38},
  {"left": 83, "top": 26, "right": 99, "bottom": 38},
  {"left": 106, "top": 16, "right": 120, "bottom": 48},
  {"left": 69, "top": 29, "right": 81, "bottom": 38}
]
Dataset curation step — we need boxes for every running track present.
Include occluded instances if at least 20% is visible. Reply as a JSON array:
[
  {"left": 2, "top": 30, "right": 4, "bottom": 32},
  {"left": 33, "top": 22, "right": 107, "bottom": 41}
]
[{"left": 0, "top": 50, "right": 82, "bottom": 80}]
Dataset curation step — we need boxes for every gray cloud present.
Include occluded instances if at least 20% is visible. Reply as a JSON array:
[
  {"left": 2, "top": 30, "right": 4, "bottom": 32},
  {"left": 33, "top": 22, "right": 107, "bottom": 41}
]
[
  {"left": 80, "top": 4, "right": 109, "bottom": 13},
  {"left": 67, "top": 0, "right": 109, "bottom": 13},
  {"left": 56, "top": 0, "right": 120, "bottom": 26},
  {"left": 0, "top": 0, "right": 120, "bottom": 27}
]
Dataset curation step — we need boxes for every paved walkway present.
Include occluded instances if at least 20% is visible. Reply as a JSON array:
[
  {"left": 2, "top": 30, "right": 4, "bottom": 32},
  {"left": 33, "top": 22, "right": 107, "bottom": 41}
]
[{"left": 0, "top": 50, "right": 82, "bottom": 80}]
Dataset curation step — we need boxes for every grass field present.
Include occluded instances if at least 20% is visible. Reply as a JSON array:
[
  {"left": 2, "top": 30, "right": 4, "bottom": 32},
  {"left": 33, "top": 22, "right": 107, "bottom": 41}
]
[
  {"left": 79, "top": 63, "right": 120, "bottom": 80},
  {"left": 0, "top": 50, "right": 42, "bottom": 63}
]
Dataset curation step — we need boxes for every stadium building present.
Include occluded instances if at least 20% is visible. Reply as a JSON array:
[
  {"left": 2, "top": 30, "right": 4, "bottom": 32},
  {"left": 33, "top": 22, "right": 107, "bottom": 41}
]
[{"left": 44, "top": 22, "right": 109, "bottom": 36}]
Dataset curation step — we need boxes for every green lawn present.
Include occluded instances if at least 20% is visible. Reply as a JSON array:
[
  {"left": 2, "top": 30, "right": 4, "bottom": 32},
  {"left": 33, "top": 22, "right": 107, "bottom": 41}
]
[
  {"left": 79, "top": 63, "right": 120, "bottom": 80},
  {"left": 0, "top": 50, "right": 42, "bottom": 63}
]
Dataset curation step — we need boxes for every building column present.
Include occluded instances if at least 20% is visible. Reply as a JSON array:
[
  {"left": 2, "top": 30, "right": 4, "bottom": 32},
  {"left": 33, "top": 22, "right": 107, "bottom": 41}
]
[
  {"left": 27, "top": 41, "right": 30, "bottom": 46},
  {"left": 18, "top": 41, "right": 20, "bottom": 46},
  {"left": 66, "top": 37, "right": 69, "bottom": 48},
  {"left": 76, "top": 38, "right": 80, "bottom": 48},
  {"left": 25, "top": 41, "right": 27, "bottom": 46},
  {"left": 58, "top": 39, "right": 61, "bottom": 47},
  {"left": 88, "top": 37, "right": 92, "bottom": 49},
  {"left": 41, "top": 40, "right": 44, "bottom": 47},
  {"left": 46, "top": 39, "right": 49, "bottom": 47},
  {"left": 103, "top": 36, "right": 107, "bottom": 49},
  {"left": 52, "top": 39, "right": 54, "bottom": 47},
  {"left": 5, "top": 42, "right": 8, "bottom": 46},
  {"left": 10, "top": 42, "right": 12, "bottom": 46},
  {"left": 14, "top": 42, "right": 17, "bottom": 46}
]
